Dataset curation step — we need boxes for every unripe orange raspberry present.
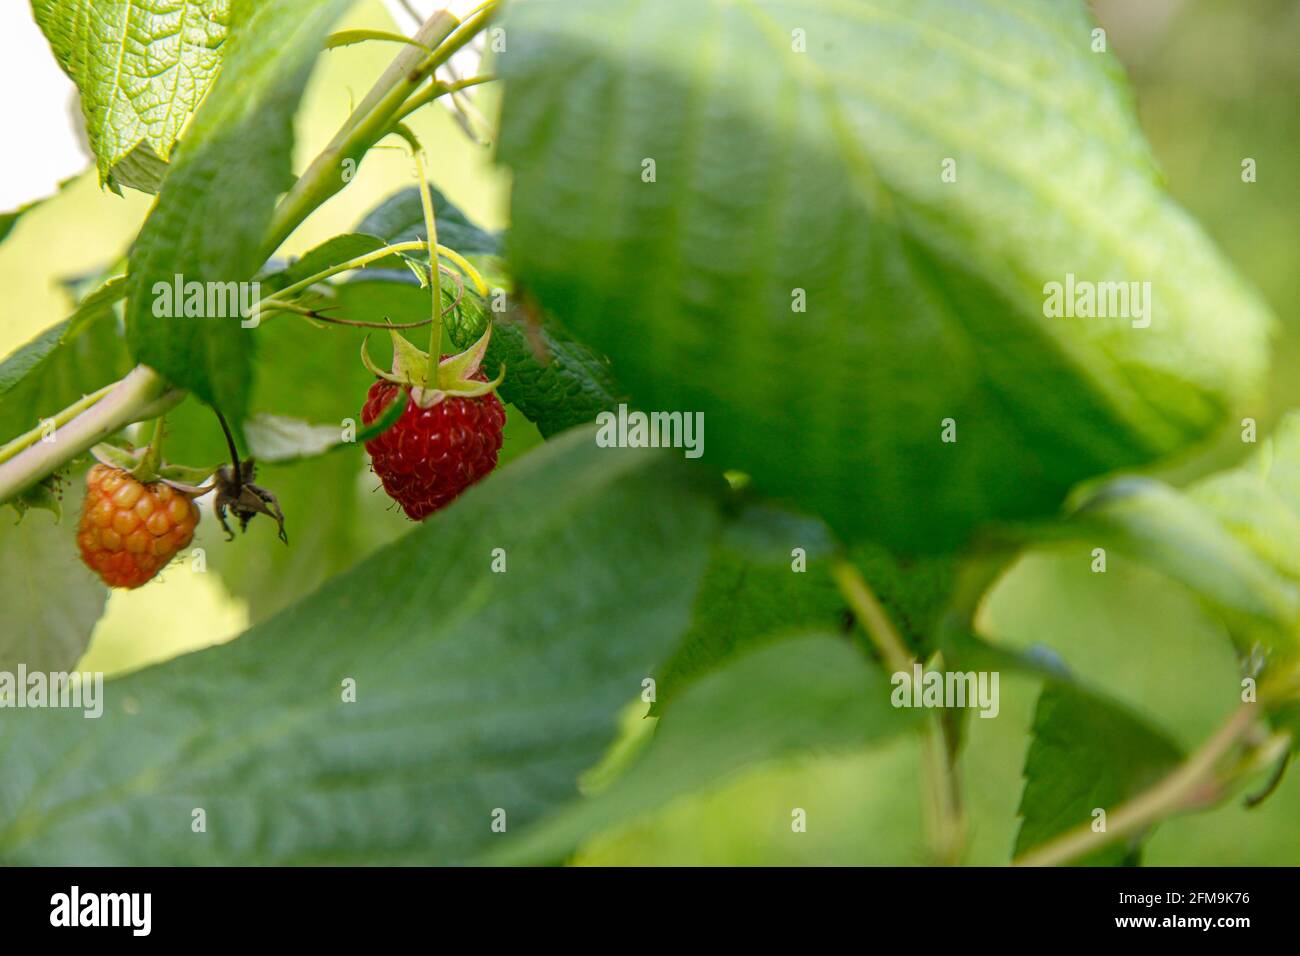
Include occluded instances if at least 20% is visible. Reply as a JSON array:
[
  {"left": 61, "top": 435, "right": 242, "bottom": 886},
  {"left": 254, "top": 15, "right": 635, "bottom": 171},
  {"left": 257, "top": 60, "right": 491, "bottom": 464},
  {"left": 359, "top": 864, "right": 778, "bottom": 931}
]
[{"left": 77, "top": 464, "right": 200, "bottom": 588}]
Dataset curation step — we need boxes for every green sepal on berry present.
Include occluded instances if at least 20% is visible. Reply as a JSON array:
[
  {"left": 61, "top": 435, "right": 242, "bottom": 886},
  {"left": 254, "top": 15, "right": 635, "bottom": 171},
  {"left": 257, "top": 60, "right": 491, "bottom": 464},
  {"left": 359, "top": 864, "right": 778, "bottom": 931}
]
[
  {"left": 359, "top": 323, "right": 505, "bottom": 409},
  {"left": 89, "top": 441, "right": 217, "bottom": 488}
]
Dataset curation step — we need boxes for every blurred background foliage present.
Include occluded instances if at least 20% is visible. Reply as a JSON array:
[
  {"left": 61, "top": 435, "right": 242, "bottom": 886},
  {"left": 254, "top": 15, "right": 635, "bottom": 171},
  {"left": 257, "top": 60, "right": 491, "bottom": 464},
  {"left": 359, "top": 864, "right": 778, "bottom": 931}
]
[{"left": 1, "top": 0, "right": 1296, "bottom": 864}]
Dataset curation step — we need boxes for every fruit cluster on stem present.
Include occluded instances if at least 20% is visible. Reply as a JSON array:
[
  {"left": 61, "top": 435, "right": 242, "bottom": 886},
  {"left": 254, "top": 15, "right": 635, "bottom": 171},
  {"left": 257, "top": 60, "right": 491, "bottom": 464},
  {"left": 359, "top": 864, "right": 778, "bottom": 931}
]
[{"left": 0, "top": 4, "right": 502, "bottom": 511}]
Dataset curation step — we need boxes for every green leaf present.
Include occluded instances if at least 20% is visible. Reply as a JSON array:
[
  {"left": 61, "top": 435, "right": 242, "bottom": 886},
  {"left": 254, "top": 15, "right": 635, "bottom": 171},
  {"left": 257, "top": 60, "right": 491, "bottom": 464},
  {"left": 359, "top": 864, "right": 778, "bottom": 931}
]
[
  {"left": 0, "top": 430, "right": 719, "bottom": 864},
  {"left": 848, "top": 539, "right": 962, "bottom": 657},
  {"left": 1015, "top": 682, "right": 1182, "bottom": 866},
  {"left": 446, "top": 292, "right": 624, "bottom": 438},
  {"left": 1188, "top": 412, "right": 1300, "bottom": 575},
  {"left": 106, "top": 142, "right": 169, "bottom": 195},
  {"left": 0, "top": 500, "right": 107, "bottom": 672},
  {"left": 1070, "top": 411, "right": 1300, "bottom": 651},
  {"left": 244, "top": 413, "right": 343, "bottom": 462},
  {"left": 6, "top": 477, "right": 65, "bottom": 521},
  {"left": 490, "top": 633, "right": 922, "bottom": 865},
  {"left": 31, "top": 0, "right": 231, "bottom": 183},
  {"left": 0, "top": 278, "right": 131, "bottom": 447},
  {"left": 652, "top": 503, "right": 961, "bottom": 716},
  {"left": 497, "top": 0, "right": 1273, "bottom": 552},
  {"left": 125, "top": 0, "right": 354, "bottom": 426},
  {"left": 652, "top": 503, "right": 844, "bottom": 714},
  {"left": 1072, "top": 478, "right": 1300, "bottom": 648},
  {"left": 241, "top": 405, "right": 405, "bottom": 463}
]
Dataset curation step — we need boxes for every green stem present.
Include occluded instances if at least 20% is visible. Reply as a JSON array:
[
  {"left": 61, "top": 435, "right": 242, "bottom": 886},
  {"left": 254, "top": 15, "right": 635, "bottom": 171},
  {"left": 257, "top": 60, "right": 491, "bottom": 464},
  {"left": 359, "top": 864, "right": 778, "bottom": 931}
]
[
  {"left": 259, "top": 240, "right": 487, "bottom": 316},
  {"left": 261, "top": 3, "right": 499, "bottom": 260},
  {"left": 1014, "top": 703, "right": 1260, "bottom": 867},
  {"left": 830, "top": 558, "right": 913, "bottom": 673},
  {"left": 0, "top": 367, "right": 184, "bottom": 505},
  {"left": 411, "top": 148, "right": 443, "bottom": 385},
  {"left": 391, "top": 74, "right": 497, "bottom": 125},
  {"left": 0, "top": 383, "right": 116, "bottom": 466},
  {"left": 831, "top": 558, "right": 966, "bottom": 864},
  {"left": 135, "top": 415, "right": 166, "bottom": 482},
  {"left": 265, "top": 240, "right": 428, "bottom": 304}
]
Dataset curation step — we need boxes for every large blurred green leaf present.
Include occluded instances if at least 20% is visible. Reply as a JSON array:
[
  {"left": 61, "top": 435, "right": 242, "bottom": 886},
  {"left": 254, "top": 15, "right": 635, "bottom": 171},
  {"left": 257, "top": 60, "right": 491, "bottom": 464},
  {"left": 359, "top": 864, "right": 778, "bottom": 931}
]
[
  {"left": 31, "top": 0, "right": 230, "bottom": 184},
  {"left": 0, "top": 500, "right": 106, "bottom": 672},
  {"left": 0, "top": 430, "right": 719, "bottom": 864},
  {"left": 497, "top": 0, "right": 1272, "bottom": 552},
  {"left": 125, "top": 0, "right": 353, "bottom": 426},
  {"left": 0, "top": 279, "right": 130, "bottom": 447},
  {"left": 1015, "top": 682, "right": 1182, "bottom": 866},
  {"left": 491, "top": 633, "right": 922, "bottom": 865}
]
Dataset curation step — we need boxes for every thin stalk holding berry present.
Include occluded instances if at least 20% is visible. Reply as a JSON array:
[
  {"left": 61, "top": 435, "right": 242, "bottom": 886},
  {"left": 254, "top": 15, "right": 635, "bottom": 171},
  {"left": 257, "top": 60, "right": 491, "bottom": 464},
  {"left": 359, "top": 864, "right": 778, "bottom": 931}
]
[{"left": 413, "top": 147, "right": 445, "bottom": 386}]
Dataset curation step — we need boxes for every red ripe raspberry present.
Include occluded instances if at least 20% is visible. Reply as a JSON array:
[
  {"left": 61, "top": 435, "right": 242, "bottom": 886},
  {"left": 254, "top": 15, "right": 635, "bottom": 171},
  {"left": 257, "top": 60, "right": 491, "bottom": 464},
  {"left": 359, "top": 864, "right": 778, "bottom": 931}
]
[
  {"left": 77, "top": 464, "right": 200, "bottom": 588},
  {"left": 361, "top": 377, "right": 506, "bottom": 520}
]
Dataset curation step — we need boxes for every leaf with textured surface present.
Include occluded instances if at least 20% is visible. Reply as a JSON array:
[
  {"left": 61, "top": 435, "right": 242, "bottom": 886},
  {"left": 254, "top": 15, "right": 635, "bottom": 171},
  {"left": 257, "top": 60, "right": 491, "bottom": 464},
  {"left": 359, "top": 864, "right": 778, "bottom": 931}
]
[
  {"left": 31, "top": 0, "right": 230, "bottom": 183},
  {"left": 446, "top": 293, "right": 624, "bottom": 438},
  {"left": 497, "top": 0, "right": 1273, "bottom": 552},
  {"left": 0, "top": 430, "right": 718, "bottom": 864},
  {"left": 490, "top": 633, "right": 921, "bottom": 865},
  {"left": 1016, "top": 682, "right": 1182, "bottom": 865},
  {"left": 125, "top": 0, "right": 353, "bottom": 426},
  {"left": 651, "top": 504, "right": 844, "bottom": 714},
  {"left": 0, "top": 500, "right": 106, "bottom": 672}
]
